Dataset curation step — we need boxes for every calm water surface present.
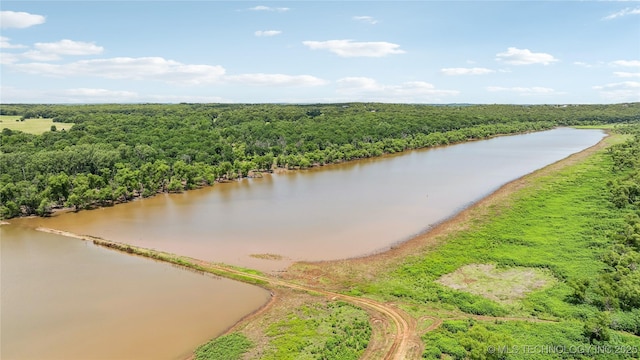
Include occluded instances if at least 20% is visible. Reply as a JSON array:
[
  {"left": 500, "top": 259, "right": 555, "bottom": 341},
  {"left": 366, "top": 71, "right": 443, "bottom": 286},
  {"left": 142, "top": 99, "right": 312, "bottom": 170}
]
[
  {"left": 15, "top": 128, "right": 605, "bottom": 272},
  {"left": 0, "top": 225, "right": 271, "bottom": 360}
]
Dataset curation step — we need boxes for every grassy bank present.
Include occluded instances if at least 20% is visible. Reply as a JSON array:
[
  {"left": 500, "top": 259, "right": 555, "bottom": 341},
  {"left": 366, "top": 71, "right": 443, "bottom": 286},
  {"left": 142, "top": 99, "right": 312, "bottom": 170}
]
[
  {"left": 366, "top": 140, "right": 620, "bottom": 316},
  {"left": 352, "top": 132, "right": 640, "bottom": 357}
]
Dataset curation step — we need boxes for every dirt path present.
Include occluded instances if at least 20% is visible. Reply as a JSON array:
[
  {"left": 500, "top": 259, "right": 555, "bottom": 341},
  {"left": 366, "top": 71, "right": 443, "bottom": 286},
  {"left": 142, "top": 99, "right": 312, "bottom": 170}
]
[{"left": 197, "top": 259, "right": 417, "bottom": 360}]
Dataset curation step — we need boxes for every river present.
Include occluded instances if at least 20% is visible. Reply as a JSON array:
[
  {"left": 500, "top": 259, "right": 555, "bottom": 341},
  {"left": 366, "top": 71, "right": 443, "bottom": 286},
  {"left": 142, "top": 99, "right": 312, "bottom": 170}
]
[{"left": 1, "top": 127, "right": 605, "bottom": 359}]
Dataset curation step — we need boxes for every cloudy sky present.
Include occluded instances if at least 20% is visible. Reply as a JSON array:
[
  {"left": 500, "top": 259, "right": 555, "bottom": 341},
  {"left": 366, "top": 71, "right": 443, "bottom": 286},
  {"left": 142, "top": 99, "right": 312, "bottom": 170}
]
[{"left": 1, "top": 1, "right": 639, "bottom": 104}]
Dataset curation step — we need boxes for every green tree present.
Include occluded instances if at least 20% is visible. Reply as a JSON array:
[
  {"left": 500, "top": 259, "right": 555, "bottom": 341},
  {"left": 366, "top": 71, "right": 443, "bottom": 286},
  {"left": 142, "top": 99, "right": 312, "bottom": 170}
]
[{"left": 583, "top": 312, "right": 611, "bottom": 343}]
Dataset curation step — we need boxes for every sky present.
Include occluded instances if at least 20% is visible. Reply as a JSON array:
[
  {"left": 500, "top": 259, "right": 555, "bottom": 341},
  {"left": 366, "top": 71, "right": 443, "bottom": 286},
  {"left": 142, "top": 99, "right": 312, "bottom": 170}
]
[{"left": 1, "top": 1, "right": 639, "bottom": 104}]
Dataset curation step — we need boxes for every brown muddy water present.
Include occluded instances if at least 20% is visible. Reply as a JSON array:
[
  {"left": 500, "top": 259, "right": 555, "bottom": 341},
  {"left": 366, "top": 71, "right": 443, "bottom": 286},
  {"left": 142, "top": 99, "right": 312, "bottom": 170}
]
[
  {"left": 12, "top": 128, "right": 605, "bottom": 272},
  {"left": 2, "top": 128, "right": 604, "bottom": 360},
  {"left": 0, "top": 225, "right": 271, "bottom": 360}
]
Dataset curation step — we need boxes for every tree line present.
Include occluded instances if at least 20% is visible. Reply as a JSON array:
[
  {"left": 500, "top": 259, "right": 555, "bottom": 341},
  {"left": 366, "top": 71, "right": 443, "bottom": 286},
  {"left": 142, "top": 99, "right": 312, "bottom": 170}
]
[
  {"left": 1, "top": 103, "right": 639, "bottom": 218},
  {"left": 569, "top": 124, "right": 640, "bottom": 337}
]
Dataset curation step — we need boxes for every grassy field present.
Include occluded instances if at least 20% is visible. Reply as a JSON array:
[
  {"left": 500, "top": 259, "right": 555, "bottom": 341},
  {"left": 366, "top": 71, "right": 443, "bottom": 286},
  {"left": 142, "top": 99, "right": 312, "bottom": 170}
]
[
  {"left": 194, "top": 333, "right": 253, "bottom": 360},
  {"left": 423, "top": 319, "right": 639, "bottom": 360},
  {"left": 197, "top": 293, "right": 372, "bottom": 360},
  {"left": 0, "top": 115, "right": 73, "bottom": 134},
  {"left": 261, "top": 301, "right": 371, "bottom": 360}
]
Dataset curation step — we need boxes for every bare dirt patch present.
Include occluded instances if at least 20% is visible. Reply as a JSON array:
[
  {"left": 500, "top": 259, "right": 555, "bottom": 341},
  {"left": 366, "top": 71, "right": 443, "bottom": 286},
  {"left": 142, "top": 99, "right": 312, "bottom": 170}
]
[{"left": 436, "top": 264, "right": 555, "bottom": 304}]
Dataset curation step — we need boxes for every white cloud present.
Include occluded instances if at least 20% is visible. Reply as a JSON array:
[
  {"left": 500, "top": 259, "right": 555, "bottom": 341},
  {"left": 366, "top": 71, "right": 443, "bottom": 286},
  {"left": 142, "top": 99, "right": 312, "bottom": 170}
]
[
  {"left": 495, "top": 47, "right": 558, "bottom": 65},
  {"left": 146, "top": 94, "right": 230, "bottom": 103},
  {"left": 487, "top": 86, "right": 557, "bottom": 94},
  {"left": 337, "top": 77, "right": 383, "bottom": 91},
  {"left": 337, "top": 77, "right": 458, "bottom": 102},
  {"left": 0, "top": 36, "right": 26, "bottom": 49},
  {"left": 574, "top": 61, "right": 606, "bottom": 68},
  {"left": 593, "top": 81, "right": 640, "bottom": 101},
  {"left": 11, "top": 57, "right": 227, "bottom": 85},
  {"left": 249, "top": 6, "right": 289, "bottom": 12},
  {"left": 8, "top": 56, "right": 328, "bottom": 88},
  {"left": 441, "top": 67, "right": 495, "bottom": 76},
  {"left": 603, "top": 7, "right": 640, "bottom": 20},
  {"left": 353, "top": 16, "right": 378, "bottom": 24},
  {"left": 614, "top": 72, "right": 640, "bottom": 78},
  {"left": 22, "top": 50, "right": 62, "bottom": 62},
  {"left": 35, "top": 39, "right": 104, "bottom": 56},
  {"left": 303, "top": 40, "right": 405, "bottom": 57},
  {"left": 0, "top": 11, "right": 45, "bottom": 29},
  {"left": 254, "top": 30, "right": 282, "bottom": 37},
  {"left": 62, "top": 88, "right": 138, "bottom": 101},
  {"left": 611, "top": 60, "right": 640, "bottom": 68},
  {"left": 19, "top": 39, "right": 104, "bottom": 61},
  {"left": 0, "top": 52, "right": 20, "bottom": 65},
  {"left": 574, "top": 61, "right": 593, "bottom": 68},
  {"left": 0, "top": 86, "right": 230, "bottom": 103},
  {"left": 593, "top": 81, "right": 640, "bottom": 90},
  {"left": 64, "top": 88, "right": 136, "bottom": 96},
  {"left": 226, "top": 73, "right": 327, "bottom": 87},
  {"left": 0, "top": 86, "right": 136, "bottom": 103}
]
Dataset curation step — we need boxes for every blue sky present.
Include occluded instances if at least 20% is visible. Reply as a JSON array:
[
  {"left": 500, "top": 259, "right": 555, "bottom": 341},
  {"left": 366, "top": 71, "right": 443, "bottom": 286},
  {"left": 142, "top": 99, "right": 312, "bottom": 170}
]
[{"left": 1, "top": 1, "right": 639, "bottom": 104}]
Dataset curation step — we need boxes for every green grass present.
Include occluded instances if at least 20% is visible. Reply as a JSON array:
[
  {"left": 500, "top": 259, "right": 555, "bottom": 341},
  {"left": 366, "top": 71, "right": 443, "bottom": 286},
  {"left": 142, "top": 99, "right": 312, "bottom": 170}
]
[
  {"left": 200, "top": 301, "right": 371, "bottom": 360},
  {"left": 261, "top": 301, "right": 371, "bottom": 360},
  {"left": 423, "top": 319, "right": 640, "bottom": 360},
  {"left": 194, "top": 333, "right": 253, "bottom": 360},
  {"left": 0, "top": 116, "right": 72, "bottom": 134}
]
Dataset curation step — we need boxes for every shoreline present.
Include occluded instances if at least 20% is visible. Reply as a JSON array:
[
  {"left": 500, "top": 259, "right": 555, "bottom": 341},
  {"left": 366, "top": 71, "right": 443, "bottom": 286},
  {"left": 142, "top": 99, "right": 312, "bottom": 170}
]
[{"left": 284, "top": 130, "right": 614, "bottom": 288}]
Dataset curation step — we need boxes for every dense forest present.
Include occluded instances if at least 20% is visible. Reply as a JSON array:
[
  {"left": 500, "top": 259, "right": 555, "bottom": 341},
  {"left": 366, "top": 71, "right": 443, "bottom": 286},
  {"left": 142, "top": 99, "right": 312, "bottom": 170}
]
[
  {"left": 1, "top": 103, "right": 639, "bottom": 219},
  {"left": 585, "top": 125, "right": 640, "bottom": 328}
]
